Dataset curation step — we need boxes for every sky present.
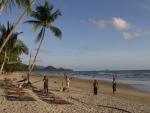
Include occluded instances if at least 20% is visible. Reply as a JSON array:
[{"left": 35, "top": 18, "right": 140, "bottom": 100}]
[{"left": 1, "top": 0, "right": 150, "bottom": 71}]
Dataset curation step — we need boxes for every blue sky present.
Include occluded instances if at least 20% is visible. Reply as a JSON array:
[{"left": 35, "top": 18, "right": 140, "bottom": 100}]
[{"left": 1, "top": 0, "right": 150, "bottom": 70}]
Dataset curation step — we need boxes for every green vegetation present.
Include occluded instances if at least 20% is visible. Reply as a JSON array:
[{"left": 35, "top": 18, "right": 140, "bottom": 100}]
[{"left": 0, "top": 22, "right": 28, "bottom": 73}]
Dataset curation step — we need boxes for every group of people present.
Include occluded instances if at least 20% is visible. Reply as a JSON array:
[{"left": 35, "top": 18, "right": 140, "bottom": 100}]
[
  {"left": 93, "top": 76, "right": 117, "bottom": 95},
  {"left": 42, "top": 73, "right": 70, "bottom": 94},
  {"left": 42, "top": 73, "right": 117, "bottom": 95}
]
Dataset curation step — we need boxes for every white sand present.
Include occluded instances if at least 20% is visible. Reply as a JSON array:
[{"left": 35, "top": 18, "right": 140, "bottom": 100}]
[{"left": 0, "top": 72, "right": 149, "bottom": 113}]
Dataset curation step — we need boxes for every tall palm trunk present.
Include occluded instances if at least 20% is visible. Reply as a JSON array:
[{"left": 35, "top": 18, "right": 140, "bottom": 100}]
[
  {"left": 0, "top": 0, "right": 8, "bottom": 14},
  {"left": 28, "top": 53, "right": 32, "bottom": 70},
  {"left": 28, "top": 28, "right": 45, "bottom": 82},
  {"left": 0, "top": 51, "right": 7, "bottom": 74},
  {"left": 0, "top": 0, "right": 36, "bottom": 53},
  {"left": 27, "top": 53, "right": 32, "bottom": 83}
]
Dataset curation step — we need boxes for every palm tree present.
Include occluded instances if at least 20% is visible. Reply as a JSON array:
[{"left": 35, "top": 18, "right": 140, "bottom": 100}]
[
  {"left": 13, "top": 39, "right": 28, "bottom": 56},
  {"left": 0, "top": 22, "right": 28, "bottom": 74},
  {"left": 0, "top": 0, "right": 31, "bottom": 14},
  {"left": 7, "top": 39, "right": 28, "bottom": 64},
  {"left": 25, "top": 1, "right": 62, "bottom": 81},
  {"left": 0, "top": 0, "right": 35, "bottom": 54},
  {"left": 0, "top": 22, "right": 13, "bottom": 74}
]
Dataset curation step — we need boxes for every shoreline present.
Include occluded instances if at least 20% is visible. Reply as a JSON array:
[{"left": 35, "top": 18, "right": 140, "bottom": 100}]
[
  {"left": 30, "top": 74, "right": 150, "bottom": 98},
  {"left": 29, "top": 70, "right": 150, "bottom": 93},
  {"left": 32, "top": 72, "right": 150, "bottom": 94},
  {"left": 71, "top": 77, "right": 150, "bottom": 93}
]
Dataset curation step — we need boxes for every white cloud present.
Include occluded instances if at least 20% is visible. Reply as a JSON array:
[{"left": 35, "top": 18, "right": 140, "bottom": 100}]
[
  {"left": 90, "top": 17, "right": 130, "bottom": 30},
  {"left": 112, "top": 17, "right": 129, "bottom": 30},
  {"left": 123, "top": 30, "right": 150, "bottom": 41},
  {"left": 89, "top": 17, "right": 150, "bottom": 41}
]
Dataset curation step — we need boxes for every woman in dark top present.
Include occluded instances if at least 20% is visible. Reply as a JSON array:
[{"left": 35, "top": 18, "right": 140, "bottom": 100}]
[
  {"left": 93, "top": 80, "right": 98, "bottom": 95},
  {"left": 112, "top": 77, "right": 117, "bottom": 94},
  {"left": 43, "top": 76, "right": 48, "bottom": 94}
]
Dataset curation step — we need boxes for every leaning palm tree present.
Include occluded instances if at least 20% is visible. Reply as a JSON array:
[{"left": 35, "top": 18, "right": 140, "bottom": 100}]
[
  {"left": 0, "top": 0, "right": 36, "bottom": 54},
  {"left": 0, "top": 22, "right": 28, "bottom": 74},
  {"left": 0, "top": 0, "right": 31, "bottom": 14},
  {"left": 25, "top": 1, "right": 62, "bottom": 81}
]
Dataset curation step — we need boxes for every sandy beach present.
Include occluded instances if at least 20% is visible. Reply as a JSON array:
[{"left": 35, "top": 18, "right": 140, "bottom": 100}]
[
  {"left": 0, "top": 72, "right": 150, "bottom": 113},
  {"left": 0, "top": 1, "right": 150, "bottom": 113}
]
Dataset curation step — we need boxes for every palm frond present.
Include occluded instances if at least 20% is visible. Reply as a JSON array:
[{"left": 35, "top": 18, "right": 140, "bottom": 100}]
[
  {"left": 24, "top": 20, "right": 42, "bottom": 31},
  {"left": 25, "top": 1, "right": 62, "bottom": 42},
  {"left": 49, "top": 25, "right": 62, "bottom": 39},
  {"left": 35, "top": 28, "right": 44, "bottom": 43},
  {"left": 14, "top": 39, "right": 29, "bottom": 55},
  {"left": 0, "top": 22, "right": 14, "bottom": 47},
  {"left": 51, "top": 9, "right": 61, "bottom": 22},
  {"left": 19, "top": 0, "right": 31, "bottom": 13},
  {"left": 4, "top": 0, "right": 31, "bottom": 14},
  {"left": 0, "top": 24, "right": 6, "bottom": 37},
  {"left": 24, "top": 20, "right": 41, "bottom": 24}
]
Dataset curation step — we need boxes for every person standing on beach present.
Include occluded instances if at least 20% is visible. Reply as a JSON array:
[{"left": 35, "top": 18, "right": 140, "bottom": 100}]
[
  {"left": 64, "top": 73, "right": 70, "bottom": 91},
  {"left": 93, "top": 80, "right": 98, "bottom": 95},
  {"left": 112, "top": 76, "right": 117, "bottom": 94},
  {"left": 67, "top": 76, "right": 70, "bottom": 90},
  {"left": 43, "top": 75, "right": 48, "bottom": 94}
]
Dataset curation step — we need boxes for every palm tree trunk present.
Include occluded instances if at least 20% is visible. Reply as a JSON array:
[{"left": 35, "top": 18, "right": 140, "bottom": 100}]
[
  {"left": 28, "top": 53, "right": 32, "bottom": 70},
  {"left": 0, "top": 61, "right": 5, "bottom": 74},
  {"left": 0, "top": 51, "right": 7, "bottom": 74},
  {"left": 30, "top": 28, "right": 45, "bottom": 72},
  {"left": 0, "top": 0, "right": 7, "bottom": 14},
  {"left": 27, "top": 53, "right": 31, "bottom": 83},
  {"left": 0, "top": 0, "right": 36, "bottom": 53},
  {"left": 27, "top": 28, "right": 45, "bottom": 83},
  {"left": 28, "top": 28, "right": 45, "bottom": 82}
]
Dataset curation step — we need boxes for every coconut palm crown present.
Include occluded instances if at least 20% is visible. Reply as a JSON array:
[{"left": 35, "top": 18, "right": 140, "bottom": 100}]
[{"left": 24, "top": 1, "right": 62, "bottom": 72}]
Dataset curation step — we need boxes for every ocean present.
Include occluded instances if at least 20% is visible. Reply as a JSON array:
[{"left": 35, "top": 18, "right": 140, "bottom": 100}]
[{"left": 34, "top": 70, "right": 150, "bottom": 93}]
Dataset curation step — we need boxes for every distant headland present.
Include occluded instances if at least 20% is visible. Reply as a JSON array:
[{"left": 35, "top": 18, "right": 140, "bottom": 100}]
[{"left": 19, "top": 63, "right": 73, "bottom": 72}]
